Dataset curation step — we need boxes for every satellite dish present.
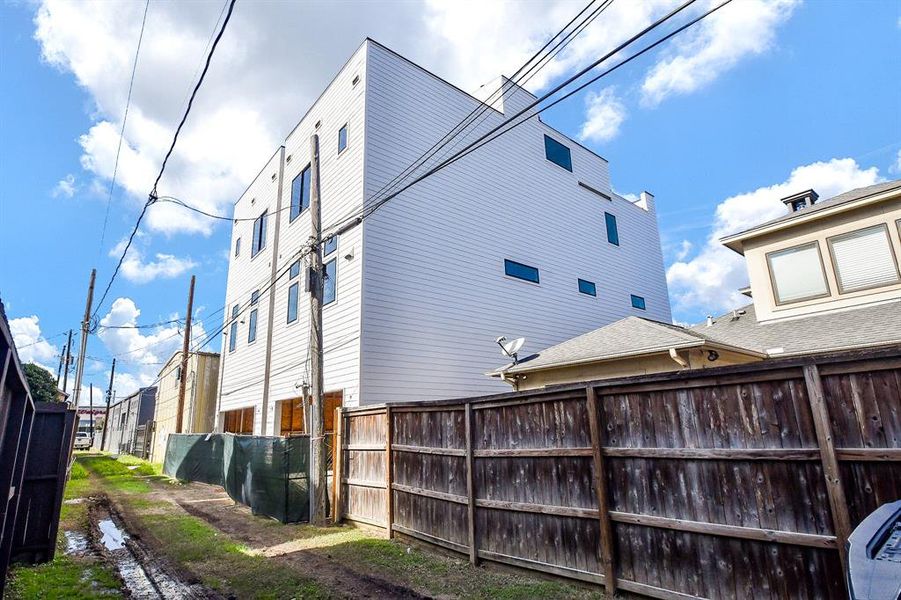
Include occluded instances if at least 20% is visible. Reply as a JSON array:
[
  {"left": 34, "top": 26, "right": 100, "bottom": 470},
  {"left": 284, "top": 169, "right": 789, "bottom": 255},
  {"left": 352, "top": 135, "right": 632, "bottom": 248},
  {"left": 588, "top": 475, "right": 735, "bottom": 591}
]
[{"left": 495, "top": 336, "right": 525, "bottom": 363}]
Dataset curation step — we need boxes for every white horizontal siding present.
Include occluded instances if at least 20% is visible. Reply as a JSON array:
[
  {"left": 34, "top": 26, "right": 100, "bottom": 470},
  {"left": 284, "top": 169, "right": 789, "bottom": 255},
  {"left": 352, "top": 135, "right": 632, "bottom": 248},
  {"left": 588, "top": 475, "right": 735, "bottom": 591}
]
[
  {"left": 359, "top": 41, "right": 670, "bottom": 404},
  {"left": 219, "top": 149, "right": 283, "bottom": 433}
]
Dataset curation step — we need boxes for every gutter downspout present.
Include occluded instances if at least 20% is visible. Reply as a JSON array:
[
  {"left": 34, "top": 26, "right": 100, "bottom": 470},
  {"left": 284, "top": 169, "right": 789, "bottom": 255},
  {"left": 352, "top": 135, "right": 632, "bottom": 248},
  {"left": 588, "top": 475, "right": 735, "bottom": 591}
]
[{"left": 668, "top": 348, "right": 689, "bottom": 369}]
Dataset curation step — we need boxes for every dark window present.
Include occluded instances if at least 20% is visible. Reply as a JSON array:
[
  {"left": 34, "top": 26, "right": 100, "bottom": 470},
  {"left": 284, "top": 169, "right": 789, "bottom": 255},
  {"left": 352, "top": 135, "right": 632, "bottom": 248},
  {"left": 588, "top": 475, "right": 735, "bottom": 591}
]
[
  {"left": 247, "top": 290, "right": 260, "bottom": 343},
  {"left": 228, "top": 304, "right": 239, "bottom": 352},
  {"left": 544, "top": 135, "right": 572, "bottom": 172},
  {"left": 251, "top": 211, "right": 267, "bottom": 257},
  {"left": 175, "top": 366, "right": 182, "bottom": 381},
  {"left": 578, "top": 279, "right": 597, "bottom": 296},
  {"left": 323, "top": 235, "right": 337, "bottom": 256},
  {"left": 324, "top": 259, "right": 337, "bottom": 305},
  {"left": 631, "top": 294, "right": 646, "bottom": 310},
  {"left": 605, "top": 212, "right": 619, "bottom": 246},
  {"left": 504, "top": 259, "right": 539, "bottom": 284},
  {"left": 290, "top": 165, "right": 311, "bottom": 221},
  {"left": 234, "top": 237, "right": 241, "bottom": 257},
  {"left": 289, "top": 260, "right": 301, "bottom": 279},
  {"left": 287, "top": 283, "right": 299, "bottom": 323},
  {"left": 338, "top": 124, "right": 348, "bottom": 153},
  {"left": 791, "top": 199, "right": 806, "bottom": 212}
]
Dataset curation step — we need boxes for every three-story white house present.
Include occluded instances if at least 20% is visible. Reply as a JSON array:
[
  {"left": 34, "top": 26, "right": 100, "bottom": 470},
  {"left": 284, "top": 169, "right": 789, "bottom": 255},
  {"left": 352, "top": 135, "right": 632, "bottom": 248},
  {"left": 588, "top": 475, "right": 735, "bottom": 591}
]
[{"left": 218, "top": 39, "right": 671, "bottom": 435}]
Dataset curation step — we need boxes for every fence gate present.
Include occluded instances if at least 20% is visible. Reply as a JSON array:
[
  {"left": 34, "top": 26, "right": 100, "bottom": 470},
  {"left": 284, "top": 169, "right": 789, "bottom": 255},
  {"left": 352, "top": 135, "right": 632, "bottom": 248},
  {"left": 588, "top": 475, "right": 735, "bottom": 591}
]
[
  {"left": 10, "top": 401, "right": 77, "bottom": 564},
  {"left": 133, "top": 423, "right": 152, "bottom": 459}
]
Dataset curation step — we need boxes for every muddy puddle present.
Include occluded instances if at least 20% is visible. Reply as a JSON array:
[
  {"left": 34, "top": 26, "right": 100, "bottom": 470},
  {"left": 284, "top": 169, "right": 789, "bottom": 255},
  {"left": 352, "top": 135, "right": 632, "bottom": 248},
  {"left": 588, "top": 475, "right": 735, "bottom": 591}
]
[{"left": 71, "top": 498, "right": 219, "bottom": 599}]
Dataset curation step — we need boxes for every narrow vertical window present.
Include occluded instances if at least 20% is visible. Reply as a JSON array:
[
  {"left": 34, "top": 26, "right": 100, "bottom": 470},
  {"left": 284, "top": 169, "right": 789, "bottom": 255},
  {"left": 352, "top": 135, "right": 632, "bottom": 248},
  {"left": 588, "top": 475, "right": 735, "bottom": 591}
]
[
  {"left": 251, "top": 211, "right": 268, "bottom": 257},
  {"left": 234, "top": 237, "right": 241, "bottom": 257},
  {"left": 290, "top": 165, "right": 311, "bottom": 221},
  {"left": 338, "top": 124, "right": 348, "bottom": 153},
  {"left": 605, "top": 212, "right": 619, "bottom": 246},
  {"left": 247, "top": 290, "right": 259, "bottom": 343},
  {"left": 287, "top": 261, "right": 300, "bottom": 324},
  {"left": 287, "top": 284, "right": 299, "bottom": 323},
  {"left": 228, "top": 304, "right": 239, "bottom": 352},
  {"left": 630, "top": 294, "right": 646, "bottom": 310},
  {"left": 323, "top": 259, "right": 337, "bottom": 305}
]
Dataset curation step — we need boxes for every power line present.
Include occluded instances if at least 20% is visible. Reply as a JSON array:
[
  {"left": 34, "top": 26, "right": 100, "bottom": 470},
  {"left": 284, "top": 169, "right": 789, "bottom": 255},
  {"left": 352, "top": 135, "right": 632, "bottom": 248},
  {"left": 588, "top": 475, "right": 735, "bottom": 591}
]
[
  {"left": 157, "top": 0, "right": 609, "bottom": 229},
  {"left": 325, "top": 0, "right": 716, "bottom": 237},
  {"left": 98, "top": 0, "right": 151, "bottom": 257},
  {"left": 92, "top": 0, "right": 238, "bottom": 320}
]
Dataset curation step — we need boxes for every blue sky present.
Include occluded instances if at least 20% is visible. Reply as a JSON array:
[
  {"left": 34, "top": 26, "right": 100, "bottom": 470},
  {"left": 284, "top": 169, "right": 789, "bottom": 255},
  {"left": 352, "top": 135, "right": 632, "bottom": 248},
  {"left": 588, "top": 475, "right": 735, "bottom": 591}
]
[{"left": 1, "top": 0, "right": 899, "bottom": 400}]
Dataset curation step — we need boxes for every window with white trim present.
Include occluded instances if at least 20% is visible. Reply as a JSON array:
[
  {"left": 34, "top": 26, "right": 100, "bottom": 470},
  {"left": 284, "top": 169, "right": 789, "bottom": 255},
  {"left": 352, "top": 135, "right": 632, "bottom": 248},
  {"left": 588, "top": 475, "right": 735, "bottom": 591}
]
[
  {"left": 828, "top": 224, "right": 900, "bottom": 293},
  {"left": 767, "top": 242, "right": 830, "bottom": 304}
]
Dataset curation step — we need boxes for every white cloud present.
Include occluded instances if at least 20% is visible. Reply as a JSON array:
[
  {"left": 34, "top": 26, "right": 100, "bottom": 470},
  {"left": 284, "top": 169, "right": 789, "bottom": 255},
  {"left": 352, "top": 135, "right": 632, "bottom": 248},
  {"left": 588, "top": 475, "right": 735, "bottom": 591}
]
[
  {"left": 97, "top": 297, "right": 208, "bottom": 397},
  {"left": 890, "top": 149, "right": 901, "bottom": 175},
  {"left": 579, "top": 87, "right": 626, "bottom": 142},
  {"left": 109, "top": 237, "right": 197, "bottom": 284},
  {"left": 52, "top": 173, "right": 77, "bottom": 198},
  {"left": 642, "top": 0, "right": 799, "bottom": 107},
  {"left": 667, "top": 158, "right": 883, "bottom": 320},
  {"left": 9, "top": 315, "right": 60, "bottom": 372}
]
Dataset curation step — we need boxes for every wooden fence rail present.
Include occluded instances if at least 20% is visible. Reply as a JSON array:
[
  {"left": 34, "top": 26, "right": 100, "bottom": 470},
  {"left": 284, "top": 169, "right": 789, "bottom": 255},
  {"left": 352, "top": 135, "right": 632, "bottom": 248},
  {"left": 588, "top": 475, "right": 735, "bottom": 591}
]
[{"left": 333, "top": 348, "right": 901, "bottom": 599}]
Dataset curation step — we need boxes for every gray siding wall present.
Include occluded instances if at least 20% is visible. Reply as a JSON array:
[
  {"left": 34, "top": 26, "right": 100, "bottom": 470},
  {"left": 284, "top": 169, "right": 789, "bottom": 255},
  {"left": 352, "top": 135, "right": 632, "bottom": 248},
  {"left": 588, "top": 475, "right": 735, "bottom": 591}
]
[{"left": 359, "top": 41, "right": 671, "bottom": 404}]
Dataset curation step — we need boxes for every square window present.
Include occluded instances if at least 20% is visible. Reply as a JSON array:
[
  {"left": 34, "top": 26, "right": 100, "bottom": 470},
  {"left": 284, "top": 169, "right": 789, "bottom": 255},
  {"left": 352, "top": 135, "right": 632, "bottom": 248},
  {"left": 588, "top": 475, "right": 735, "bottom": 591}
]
[
  {"left": 827, "top": 224, "right": 900, "bottom": 293},
  {"left": 290, "top": 165, "right": 311, "bottom": 221},
  {"left": 323, "top": 235, "right": 337, "bottom": 256},
  {"left": 630, "top": 294, "right": 646, "bottom": 310},
  {"left": 250, "top": 290, "right": 260, "bottom": 305},
  {"left": 338, "top": 124, "right": 348, "bottom": 154},
  {"left": 767, "top": 242, "right": 830, "bottom": 304},
  {"left": 287, "top": 283, "right": 299, "bottom": 323},
  {"left": 605, "top": 212, "right": 619, "bottom": 246},
  {"left": 504, "top": 259, "right": 539, "bottom": 284},
  {"left": 578, "top": 279, "right": 597, "bottom": 296},
  {"left": 324, "top": 259, "right": 337, "bottom": 305},
  {"left": 543, "top": 135, "right": 572, "bottom": 172}
]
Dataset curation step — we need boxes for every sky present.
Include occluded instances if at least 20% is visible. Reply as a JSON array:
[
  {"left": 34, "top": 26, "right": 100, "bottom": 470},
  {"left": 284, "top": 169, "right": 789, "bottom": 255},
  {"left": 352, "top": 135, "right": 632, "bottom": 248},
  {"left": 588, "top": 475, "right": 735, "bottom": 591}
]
[{"left": 1, "top": 0, "right": 899, "bottom": 403}]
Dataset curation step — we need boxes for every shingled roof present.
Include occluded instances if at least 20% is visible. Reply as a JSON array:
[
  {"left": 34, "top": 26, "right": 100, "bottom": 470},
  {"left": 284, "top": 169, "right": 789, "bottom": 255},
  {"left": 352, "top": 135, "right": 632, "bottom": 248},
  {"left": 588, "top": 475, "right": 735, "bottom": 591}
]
[
  {"left": 494, "top": 316, "right": 762, "bottom": 375},
  {"left": 721, "top": 179, "right": 901, "bottom": 252},
  {"left": 690, "top": 301, "right": 901, "bottom": 357},
  {"left": 494, "top": 300, "right": 901, "bottom": 376}
]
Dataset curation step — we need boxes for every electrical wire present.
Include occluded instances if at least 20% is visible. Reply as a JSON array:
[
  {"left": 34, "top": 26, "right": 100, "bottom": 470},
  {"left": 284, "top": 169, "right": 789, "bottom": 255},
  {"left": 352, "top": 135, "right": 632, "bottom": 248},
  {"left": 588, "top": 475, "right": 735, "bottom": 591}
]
[
  {"left": 155, "top": 0, "right": 609, "bottom": 229},
  {"left": 92, "top": 0, "right": 238, "bottom": 320},
  {"left": 324, "top": 0, "right": 718, "bottom": 237},
  {"left": 98, "top": 0, "right": 151, "bottom": 258}
]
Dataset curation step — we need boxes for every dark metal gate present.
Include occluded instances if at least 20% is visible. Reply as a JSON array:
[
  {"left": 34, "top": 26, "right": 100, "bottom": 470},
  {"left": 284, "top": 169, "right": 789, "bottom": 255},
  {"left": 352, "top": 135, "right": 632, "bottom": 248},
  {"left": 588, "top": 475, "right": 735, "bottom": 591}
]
[
  {"left": 10, "top": 401, "right": 77, "bottom": 564},
  {"left": 133, "top": 422, "right": 152, "bottom": 459},
  {"left": 0, "top": 302, "right": 36, "bottom": 596}
]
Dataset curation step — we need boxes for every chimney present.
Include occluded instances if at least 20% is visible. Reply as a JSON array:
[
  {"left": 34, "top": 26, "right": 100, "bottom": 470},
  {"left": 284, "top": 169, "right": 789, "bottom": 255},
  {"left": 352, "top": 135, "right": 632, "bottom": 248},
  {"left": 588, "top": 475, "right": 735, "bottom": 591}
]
[{"left": 781, "top": 189, "right": 819, "bottom": 214}]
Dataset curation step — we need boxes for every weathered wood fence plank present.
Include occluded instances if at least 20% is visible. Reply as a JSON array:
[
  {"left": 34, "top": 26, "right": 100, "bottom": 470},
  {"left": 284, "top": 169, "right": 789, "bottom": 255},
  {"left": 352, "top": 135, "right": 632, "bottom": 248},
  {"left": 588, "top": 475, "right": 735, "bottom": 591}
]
[{"left": 336, "top": 348, "right": 900, "bottom": 599}]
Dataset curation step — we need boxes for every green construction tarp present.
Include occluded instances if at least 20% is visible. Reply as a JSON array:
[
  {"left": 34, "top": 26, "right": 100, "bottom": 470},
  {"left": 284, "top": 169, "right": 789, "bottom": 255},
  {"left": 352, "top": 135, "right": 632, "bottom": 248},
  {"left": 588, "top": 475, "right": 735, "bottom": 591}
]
[{"left": 163, "top": 433, "right": 309, "bottom": 523}]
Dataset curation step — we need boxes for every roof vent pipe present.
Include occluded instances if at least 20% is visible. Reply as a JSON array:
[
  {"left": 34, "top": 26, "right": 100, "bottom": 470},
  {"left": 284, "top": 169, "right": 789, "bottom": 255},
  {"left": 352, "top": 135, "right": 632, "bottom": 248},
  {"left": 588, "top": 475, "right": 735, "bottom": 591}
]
[{"left": 706, "top": 315, "right": 713, "bottom": 327}]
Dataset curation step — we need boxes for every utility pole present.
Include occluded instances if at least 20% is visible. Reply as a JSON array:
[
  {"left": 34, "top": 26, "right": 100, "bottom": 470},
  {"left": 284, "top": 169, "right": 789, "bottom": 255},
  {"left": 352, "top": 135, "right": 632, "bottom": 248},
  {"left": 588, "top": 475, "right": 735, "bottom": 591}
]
[
  {"left": 101, "top": 358, "right": 116, "bottom": 451},
  {"left": 61, "top": 330, "right": 73, "bottom": 394},
  {"left": 72, "top": 269, "right": 96, "bottom": 406},
  {"left": 175, "top": 275, "right": 195, "bottom": 434},
  {"left": 308, "top": 133, "right": 328, "bottom": 525},
  {"left": 56, "top": 341, "right": 65, "bottom": 386}
]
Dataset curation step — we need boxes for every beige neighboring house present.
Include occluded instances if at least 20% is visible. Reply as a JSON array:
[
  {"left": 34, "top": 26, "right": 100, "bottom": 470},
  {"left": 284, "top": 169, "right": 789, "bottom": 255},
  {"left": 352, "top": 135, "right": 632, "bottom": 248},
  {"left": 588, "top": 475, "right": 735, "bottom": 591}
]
[
  {"left": 149, "top": 351, "right": 220, "bottom": 463},
  {"left": 492, "top": 179, "right": 901, "bottom": 390}
]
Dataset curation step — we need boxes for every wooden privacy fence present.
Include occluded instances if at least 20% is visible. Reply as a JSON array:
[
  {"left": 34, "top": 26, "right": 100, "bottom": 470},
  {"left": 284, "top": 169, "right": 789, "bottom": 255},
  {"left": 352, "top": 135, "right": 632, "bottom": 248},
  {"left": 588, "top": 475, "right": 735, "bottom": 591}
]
[{"left": 333, "top": 348, "right": 901, "bottom": 599}]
